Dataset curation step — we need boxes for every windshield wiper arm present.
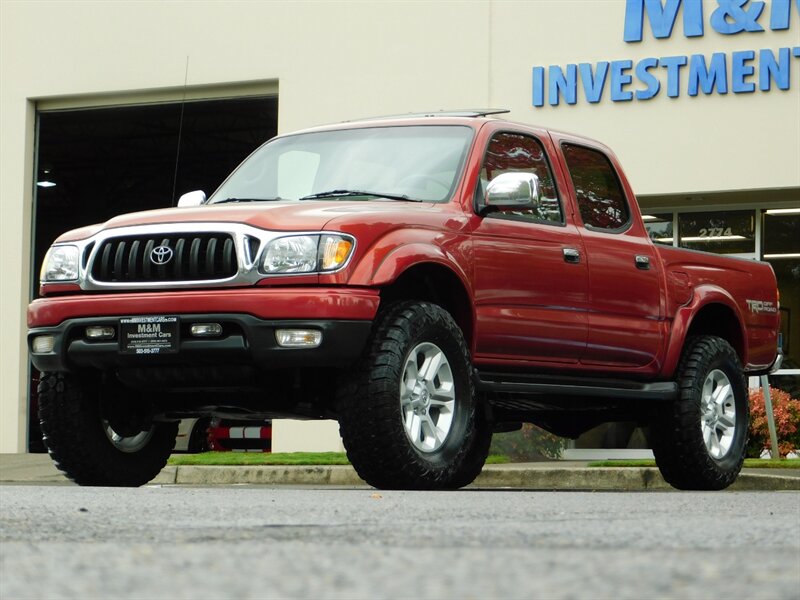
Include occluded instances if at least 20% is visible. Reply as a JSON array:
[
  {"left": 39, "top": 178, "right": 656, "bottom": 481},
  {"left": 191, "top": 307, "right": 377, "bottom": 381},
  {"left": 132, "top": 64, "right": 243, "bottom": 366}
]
[
  {"left": 299, "top": 189, "right": 421, "bottom": 202},
  {"left": 212, "top": 197, "right": 285, "bottom": 204}
]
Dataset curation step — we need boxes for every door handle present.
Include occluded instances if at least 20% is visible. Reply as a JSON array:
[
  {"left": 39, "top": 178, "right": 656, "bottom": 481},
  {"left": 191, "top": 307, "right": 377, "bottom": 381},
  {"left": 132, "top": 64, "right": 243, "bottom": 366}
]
[
  {"left": 635, "top": 255, "right": 651, "bottom": 270},
  {"left": 563, "top": 248, "right": 581, "bottom": 264}
]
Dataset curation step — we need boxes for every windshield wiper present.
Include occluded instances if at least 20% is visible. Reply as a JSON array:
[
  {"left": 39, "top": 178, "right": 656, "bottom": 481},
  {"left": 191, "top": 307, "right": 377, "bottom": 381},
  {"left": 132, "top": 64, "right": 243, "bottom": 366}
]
[
  {"left": 299, "top": 189, "right": 422, "bottom": 202},
  {"left": 212, "top": 197, "right": 286, "bottom": 204}
]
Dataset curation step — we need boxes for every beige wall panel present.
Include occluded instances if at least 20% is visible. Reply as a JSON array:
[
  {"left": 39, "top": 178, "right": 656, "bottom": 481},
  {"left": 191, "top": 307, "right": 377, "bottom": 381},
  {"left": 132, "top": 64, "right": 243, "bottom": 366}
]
[
  {"left": 490, "top": 0, "right": 800, "bottom": 195},
  {"left": 271, "top": 420, "right": 345, "bottom": 454}
]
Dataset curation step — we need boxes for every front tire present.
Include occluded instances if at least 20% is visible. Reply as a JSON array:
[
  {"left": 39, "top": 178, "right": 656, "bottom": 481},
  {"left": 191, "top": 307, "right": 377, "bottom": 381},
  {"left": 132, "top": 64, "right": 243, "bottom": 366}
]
[
  {"left": 651, "top": 336, "right": 749, "bottom": 490},
  {"left": 38, "top": 372, "right": 178, "bottom": 487},
  {"left": 338, "top": 302, "right": 491, "bottom": 490}
]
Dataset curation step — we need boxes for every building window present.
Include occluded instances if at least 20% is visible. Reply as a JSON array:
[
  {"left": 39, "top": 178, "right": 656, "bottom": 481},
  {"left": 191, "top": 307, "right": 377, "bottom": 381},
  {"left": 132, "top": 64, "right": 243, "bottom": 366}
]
[
  {"left": 678, "top": 210, "right": 755, "bottom": 254},
  {"left": 642, "top": 213, "right": 674, "bottom": 245},
  {"left": 762, "top": 208, "right": 800, "bottom": 372}
]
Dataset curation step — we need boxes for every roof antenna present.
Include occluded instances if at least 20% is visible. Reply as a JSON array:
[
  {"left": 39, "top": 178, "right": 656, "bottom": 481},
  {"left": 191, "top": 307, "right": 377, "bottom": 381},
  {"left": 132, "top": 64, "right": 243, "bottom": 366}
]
[{"left": 171, "top": 56, "right": 190, "bottom": 206}]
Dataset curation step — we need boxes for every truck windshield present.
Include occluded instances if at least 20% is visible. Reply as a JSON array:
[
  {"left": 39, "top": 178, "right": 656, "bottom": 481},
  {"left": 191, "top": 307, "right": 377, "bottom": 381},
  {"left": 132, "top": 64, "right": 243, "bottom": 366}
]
[{"left": 208, "top": 125, "right": 474, "bottom": 204}]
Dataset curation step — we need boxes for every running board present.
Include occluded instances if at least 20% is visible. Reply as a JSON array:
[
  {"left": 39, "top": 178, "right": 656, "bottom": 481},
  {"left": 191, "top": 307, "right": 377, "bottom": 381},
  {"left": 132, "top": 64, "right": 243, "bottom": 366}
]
[{"left": 475, "top": 371, "right": 678, "bottom": 403}]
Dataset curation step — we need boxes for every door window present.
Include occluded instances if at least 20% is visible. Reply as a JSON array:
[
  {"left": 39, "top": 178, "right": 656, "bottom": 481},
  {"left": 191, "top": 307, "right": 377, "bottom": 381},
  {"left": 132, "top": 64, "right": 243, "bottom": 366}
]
[
  {"left": 562, "top": 144, "right": 630, "bottom": 231},
  {"left": 480, "top": 132, "right": 562, "bottom": 224}
]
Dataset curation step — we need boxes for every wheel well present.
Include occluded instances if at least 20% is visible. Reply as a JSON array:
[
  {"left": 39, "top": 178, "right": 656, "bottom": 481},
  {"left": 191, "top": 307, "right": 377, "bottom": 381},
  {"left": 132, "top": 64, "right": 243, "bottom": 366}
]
[
  {"left": 379, "top": 263, "right": 473, "bottom": 347},
  {"left": 686, "top": 303, "right": 745, "bottom": 363}
]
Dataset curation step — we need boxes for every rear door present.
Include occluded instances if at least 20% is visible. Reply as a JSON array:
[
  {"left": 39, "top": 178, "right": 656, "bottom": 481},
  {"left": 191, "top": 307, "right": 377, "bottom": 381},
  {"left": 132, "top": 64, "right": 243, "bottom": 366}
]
[
  {"left": 554, "top": 138, "right": 664, "bottom": 369},
  {"left": 471, "top": 127, "right": 589, "bottom": 365}
]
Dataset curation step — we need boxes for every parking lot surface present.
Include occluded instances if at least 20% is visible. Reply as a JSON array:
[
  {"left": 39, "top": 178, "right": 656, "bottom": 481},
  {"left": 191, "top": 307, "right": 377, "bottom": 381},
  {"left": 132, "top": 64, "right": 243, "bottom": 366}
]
[{"left": 1, "top": 484, "right": 798, "bottom": 599}]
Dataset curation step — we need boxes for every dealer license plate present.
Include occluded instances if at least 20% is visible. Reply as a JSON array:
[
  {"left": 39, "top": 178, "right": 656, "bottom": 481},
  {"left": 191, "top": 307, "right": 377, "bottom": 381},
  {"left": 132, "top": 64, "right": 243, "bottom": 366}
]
[{"left": 119, "top": 316, "right": 179, "bottom": 355}]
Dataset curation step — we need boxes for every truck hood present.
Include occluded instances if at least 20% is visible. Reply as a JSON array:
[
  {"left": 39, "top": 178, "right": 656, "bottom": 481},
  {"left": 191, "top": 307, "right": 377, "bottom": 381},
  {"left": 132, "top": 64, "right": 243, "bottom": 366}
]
[{"left": 54, "top": 200, "right": 443, "bottom": 242}]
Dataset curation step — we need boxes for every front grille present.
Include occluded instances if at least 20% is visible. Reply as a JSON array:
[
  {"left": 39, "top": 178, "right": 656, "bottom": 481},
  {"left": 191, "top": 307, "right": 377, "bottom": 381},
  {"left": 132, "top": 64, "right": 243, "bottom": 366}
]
[{"left": 90, "top": 233, "right": 238, "bottom": 282}]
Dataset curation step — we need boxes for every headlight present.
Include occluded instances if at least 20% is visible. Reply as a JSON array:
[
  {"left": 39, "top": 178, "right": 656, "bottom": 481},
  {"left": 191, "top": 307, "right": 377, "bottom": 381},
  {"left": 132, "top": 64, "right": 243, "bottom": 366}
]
[
  {"left": 41, "top": 245, "right": 80, "bottom": 282},
  {"left": 261, "top": 234, "right": 354, "bottom": 274}
]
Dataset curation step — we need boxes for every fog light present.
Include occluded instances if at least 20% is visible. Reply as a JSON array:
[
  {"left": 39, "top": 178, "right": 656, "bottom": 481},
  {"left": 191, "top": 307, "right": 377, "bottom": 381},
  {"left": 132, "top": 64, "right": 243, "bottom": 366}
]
[
  {"left": 275, "top": 329, "right": 322, "bottom": 348},
  {"left": 86, "top": 326, "right": 115, "bottom": 340},
  {"left": 32, "top": 335, "right": 56, "bottom": 353},
  {"left": 191, "top": 323, "right": 223, "bottom": 337}
]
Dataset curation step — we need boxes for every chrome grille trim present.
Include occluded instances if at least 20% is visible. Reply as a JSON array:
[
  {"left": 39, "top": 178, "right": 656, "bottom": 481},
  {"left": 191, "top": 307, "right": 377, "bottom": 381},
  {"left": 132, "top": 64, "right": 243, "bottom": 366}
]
[{"left": 47, "top": 222, "right": 349, "bottom": 291}]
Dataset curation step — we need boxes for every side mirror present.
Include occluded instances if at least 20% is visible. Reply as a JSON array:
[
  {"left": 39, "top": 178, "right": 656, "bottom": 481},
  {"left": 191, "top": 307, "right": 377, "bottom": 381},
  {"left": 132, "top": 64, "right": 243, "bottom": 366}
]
[
  {"left": 478, "top": 172, "right": 540, "bottom": 215},
  {"left": 177, "top": 190, "right": 206, "bottom": 208}
]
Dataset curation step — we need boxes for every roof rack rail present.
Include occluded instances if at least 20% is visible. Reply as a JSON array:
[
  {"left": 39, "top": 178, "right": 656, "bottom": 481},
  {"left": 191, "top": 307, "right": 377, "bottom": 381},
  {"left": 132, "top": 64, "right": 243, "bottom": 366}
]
[{"left": 345, "top": 109, "right": 510, "bottom": 122}]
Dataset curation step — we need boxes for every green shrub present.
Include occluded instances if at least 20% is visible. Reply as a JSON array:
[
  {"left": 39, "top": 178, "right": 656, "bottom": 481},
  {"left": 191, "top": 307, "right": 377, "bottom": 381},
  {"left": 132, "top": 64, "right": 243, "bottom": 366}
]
[{"left": 747, "top": 386, "right": 800, "bottom": 458}]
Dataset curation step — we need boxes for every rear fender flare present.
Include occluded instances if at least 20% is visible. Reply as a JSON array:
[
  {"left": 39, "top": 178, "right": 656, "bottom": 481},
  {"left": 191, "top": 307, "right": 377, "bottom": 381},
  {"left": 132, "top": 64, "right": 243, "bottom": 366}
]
[{"left": 661, "top": 285, "right": 747, "bottom": 378}]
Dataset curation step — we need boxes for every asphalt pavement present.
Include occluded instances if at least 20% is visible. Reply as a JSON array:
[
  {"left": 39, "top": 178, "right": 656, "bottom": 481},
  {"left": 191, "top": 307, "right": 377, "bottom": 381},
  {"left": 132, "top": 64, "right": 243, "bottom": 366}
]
[
  {"left": 2, "top": 485, "right": 798, "bottom": 599},
  {"left": 1, "top": 453, "right": 798, "bottom": 490}
]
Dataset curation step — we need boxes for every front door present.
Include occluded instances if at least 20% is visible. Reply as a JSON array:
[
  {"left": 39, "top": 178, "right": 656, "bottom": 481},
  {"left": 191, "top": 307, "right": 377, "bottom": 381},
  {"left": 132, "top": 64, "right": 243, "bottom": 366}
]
[{"left": 472, "top": 130, "right": 589, "bottom": 366}]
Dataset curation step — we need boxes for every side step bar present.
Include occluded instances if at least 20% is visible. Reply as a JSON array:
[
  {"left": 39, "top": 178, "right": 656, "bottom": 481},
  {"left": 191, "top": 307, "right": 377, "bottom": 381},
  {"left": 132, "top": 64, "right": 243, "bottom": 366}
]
[{"left": 475, "top": 371, "right": 678, "bottom": 402}]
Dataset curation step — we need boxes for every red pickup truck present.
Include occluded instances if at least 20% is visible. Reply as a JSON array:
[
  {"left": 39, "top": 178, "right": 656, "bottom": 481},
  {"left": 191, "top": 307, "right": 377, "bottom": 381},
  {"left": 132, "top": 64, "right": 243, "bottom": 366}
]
[{"left": 28, "top": 110, "right": 782, "bottom": 490}]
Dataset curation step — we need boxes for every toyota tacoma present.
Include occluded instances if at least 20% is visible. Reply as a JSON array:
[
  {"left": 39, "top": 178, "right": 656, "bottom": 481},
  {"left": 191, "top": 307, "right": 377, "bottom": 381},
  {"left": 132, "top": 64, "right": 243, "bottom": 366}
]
[{"left": 28, "top": 110, "right": 782, "bottom": 490}]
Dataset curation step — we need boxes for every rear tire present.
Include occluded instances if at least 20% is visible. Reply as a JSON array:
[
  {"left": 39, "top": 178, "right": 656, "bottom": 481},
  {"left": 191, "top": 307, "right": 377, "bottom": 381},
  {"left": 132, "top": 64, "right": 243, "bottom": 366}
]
[
  {"left": 38, "top": 372, "right": 177, "bottom": 487},
  {"left": 651, "top": 336, "right": 748, "bottom": 490},
  {"left": 338, "top": 301, "right": 491, "bottom": 490}
]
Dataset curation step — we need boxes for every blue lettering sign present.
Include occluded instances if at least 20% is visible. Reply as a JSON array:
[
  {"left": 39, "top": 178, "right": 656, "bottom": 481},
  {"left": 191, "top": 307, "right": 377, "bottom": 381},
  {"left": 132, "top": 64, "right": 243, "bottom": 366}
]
[
  {"left": 731, "top": 50, "right": 757, "bottom": 91},
  {"left": 710, "top": 0, "right": 766, "bottom": 33},
  {"left": 624, "top": 0, "right": 704, "bottom": 41},
  {"left": 610, "top": 60, "right": 635, "bottom": 100},
  {"left": 579, "top": 62, "right": 610, "bottom": 103},
  {"left": 759, "top": 47, "right": 792, "bottom": 89},
  {"left": 532, "top": 66, "right": 545, "bottom": 106},
  {"left": 549, "top": 64, "right": 578, "bottom": 105},
  {"left": 688, "top": 53, "right": 729, "bottom": 95},
  {"left": 635, "top": 58, "right": 662, "bottom": 99},
  {"left": 660, "top": 55, "right": 689, "bottom": 96},
  {"left": 770, "top": 0, "right": 800, "bottom": 29},
  {"left": 532, "top": 1, "right": 800, "bottom": 107}
]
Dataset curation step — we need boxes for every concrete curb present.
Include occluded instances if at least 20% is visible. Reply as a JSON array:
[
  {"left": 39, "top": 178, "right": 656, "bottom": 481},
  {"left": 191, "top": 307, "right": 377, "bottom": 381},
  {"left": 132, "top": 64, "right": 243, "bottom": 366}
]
[
  {"left": 150, "top": 464, "right": 800, "bottom": 491},
  {"left": 2, "top": 455, "right": 798, "bottom": 490}
]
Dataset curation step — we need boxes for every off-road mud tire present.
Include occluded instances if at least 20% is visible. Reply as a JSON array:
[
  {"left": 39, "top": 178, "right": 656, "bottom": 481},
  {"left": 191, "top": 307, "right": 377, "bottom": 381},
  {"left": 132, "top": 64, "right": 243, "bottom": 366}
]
[
  {"left": 651, "top": 336, "right": 749, "bottom": 490},
  {"left": 38, "top": 372, "right": 178, "bottom": 487},
  {"left": 338, "top": 301, "right": 490, "bottom": 490}
]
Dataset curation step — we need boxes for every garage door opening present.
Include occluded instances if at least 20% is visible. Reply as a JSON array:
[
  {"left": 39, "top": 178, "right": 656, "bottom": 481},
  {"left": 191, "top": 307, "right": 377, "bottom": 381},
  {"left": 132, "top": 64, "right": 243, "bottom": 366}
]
[{"left": 29, "top": 95, "right": 279, "bottom": 450}]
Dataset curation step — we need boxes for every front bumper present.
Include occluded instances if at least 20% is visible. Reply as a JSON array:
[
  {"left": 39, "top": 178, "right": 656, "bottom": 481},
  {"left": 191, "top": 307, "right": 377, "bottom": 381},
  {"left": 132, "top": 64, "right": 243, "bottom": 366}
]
[
  {"left": 27, "top": 287, "right": 380, "bottom": 373},
  {"left": 29, "top": 314, "right": 372, "bottom": 373}
]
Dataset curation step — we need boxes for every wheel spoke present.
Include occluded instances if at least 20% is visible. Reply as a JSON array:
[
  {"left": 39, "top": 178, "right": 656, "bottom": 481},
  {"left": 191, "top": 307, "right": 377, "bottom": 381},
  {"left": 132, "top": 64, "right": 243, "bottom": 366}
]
[
  {"left": 718, "top": 413, "right": 735, "bottom": 430},
  {"left": 408, "top": 413, "right": 422, "bottom": 444},
  {"left": 429, "top": 396, "right": 454, "bottom": 410},
  {"left": 712, "top": 383, "right": 732, "bottom": 407},
  {"left": 420, "top": 350, "right": 446, "bottom": 385},
  {"left": 422, "top": 414, "right": 445, "bottom": 446},
  {"left": 708, "top": 429, "right": 721, "bottom": 457},
  {"left": 702, "top": 424, "right": 712, "bottom": 447}
]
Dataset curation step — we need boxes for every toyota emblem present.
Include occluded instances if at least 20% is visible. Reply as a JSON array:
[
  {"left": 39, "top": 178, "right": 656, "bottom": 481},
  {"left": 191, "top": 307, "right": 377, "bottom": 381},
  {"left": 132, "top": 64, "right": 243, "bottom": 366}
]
[{"left": 150, "top": 245, "right": 174, "bottom": 265}]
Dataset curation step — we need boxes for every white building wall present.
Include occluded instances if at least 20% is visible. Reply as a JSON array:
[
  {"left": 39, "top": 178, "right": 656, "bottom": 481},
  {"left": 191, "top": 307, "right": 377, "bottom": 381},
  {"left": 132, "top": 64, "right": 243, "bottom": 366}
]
[{"left": 1, "top": 0, "right": 798, "bottom": 452}]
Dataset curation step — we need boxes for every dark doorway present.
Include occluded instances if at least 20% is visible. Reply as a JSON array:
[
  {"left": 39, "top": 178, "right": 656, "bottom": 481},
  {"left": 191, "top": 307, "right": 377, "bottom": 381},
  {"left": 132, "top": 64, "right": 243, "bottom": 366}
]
[{"left": 29, "top": 95, "right": 279, "bottom": 450}]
